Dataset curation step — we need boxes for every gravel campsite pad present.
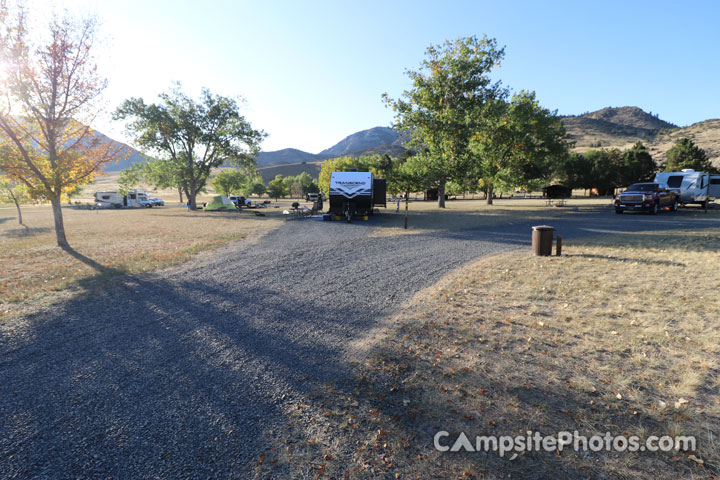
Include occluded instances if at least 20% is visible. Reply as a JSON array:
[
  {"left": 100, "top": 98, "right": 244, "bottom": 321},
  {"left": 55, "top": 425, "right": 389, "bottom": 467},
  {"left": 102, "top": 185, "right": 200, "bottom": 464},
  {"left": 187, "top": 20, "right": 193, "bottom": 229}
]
[{"left": 1, "top": 210, "right": 718, "bottom": 478}]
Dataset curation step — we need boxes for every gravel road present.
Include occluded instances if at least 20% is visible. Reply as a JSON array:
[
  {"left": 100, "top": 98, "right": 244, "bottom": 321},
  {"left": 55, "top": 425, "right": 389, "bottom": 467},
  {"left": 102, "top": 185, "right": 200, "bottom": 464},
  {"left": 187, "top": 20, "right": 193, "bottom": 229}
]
[{"left": 1, "top": 209, "right": 717, "bottom": 478}]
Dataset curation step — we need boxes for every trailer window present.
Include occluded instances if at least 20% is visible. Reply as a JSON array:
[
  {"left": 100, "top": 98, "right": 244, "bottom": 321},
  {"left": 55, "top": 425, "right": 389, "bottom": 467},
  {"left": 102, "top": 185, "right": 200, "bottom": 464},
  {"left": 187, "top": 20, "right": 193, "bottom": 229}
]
[
  {"left": 711, "top": 178, "right": 720, "bottom": 185},
  {"left": 666, "top": 176, "right": 683, "bottom": 188},
  {"left": 101, "top": 195, "right": 110, "bottom": 200}
]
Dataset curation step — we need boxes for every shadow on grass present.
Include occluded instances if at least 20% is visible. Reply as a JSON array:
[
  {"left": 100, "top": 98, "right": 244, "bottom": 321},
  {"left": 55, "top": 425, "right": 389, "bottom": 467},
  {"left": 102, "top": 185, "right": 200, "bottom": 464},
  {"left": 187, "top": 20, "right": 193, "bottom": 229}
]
[
  {"left": 59, "top": 245, "right": 124, "bottom": 276},
  {"left": 565, "top": 253, "right": 687, "bottom": 267},
  {"left": 1, "top": 226, "right": 52, "bottom": 238},
  {"left": 571, "top": 231, "right": 720, "bottom": 254}
]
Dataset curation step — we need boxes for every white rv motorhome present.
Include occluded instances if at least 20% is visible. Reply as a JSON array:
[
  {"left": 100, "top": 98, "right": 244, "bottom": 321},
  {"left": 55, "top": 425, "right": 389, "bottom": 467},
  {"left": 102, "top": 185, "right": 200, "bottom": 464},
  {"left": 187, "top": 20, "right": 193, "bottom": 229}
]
[
  {"left": 653, "top": 170, "right": 720, "bottom": 207},
  {"left": 94, "top": 191, "right": 123, "bottom": 208},
  {"left": 94, "top": 189, "right": 150, "bottom": 208}
]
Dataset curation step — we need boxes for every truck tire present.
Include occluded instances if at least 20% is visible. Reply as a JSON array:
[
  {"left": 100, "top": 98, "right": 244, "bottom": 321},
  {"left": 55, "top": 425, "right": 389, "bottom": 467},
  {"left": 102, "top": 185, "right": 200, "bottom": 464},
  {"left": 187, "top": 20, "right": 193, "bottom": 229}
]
[
  {"left": 672, "top": 200, "right": 679, "bottom": 212},
  {"left": 615, "top": 208, "right": 624, "bottom": 214}
]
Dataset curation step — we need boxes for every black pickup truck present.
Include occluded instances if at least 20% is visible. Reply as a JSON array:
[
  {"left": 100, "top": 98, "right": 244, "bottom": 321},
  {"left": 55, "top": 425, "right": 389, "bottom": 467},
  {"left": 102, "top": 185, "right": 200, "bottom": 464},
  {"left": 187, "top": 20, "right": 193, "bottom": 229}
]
[{"left": 614, "top": 183, "right": 679, "bottom": 214}]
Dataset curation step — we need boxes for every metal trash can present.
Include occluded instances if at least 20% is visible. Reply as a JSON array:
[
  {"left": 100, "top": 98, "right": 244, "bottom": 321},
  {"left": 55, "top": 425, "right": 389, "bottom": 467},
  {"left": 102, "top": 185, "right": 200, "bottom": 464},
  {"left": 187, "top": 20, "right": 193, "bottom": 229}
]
[{"left": 532, "top": 225, "right": 554, "bottom": 256}]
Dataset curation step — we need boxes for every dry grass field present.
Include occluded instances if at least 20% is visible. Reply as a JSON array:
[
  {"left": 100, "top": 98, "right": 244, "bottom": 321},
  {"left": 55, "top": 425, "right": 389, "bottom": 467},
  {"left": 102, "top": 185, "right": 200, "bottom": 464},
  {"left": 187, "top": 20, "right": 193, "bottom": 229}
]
[
  {"left": 0, "top": 203, "right": 288, "bottom": 317},
  {"left": 371, "top": 197, "right": 611, "bottom": 236},
  {"left": 71, "top": 171, "right": 221, "bottom": 205},
  {"left": 259, "top": 228, "right": 720, "bottom": 479}
]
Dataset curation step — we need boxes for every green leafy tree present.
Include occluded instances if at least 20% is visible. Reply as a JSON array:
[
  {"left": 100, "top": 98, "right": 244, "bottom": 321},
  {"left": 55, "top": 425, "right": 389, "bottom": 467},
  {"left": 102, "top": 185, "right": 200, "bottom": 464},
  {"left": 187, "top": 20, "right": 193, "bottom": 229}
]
[
  {"left": 554, "top": 152, "right": 594, "bottom": 190},
  {"left": 664, "top": 138, "right": 716, "bottom": 172},
  {"left": 394, "top": 155, "right": 432, "bottom": 228},
  {"left": 118, "top": 163, "right": 144, "bottom": 195},
  {"left": 585, "top": 148, "right": 623, "bottom": 195},
  {"left": 267, "top": 174, "right": 288, "bottom": 200},
  {"left": 211, "top": 169, "right": 246, "bottom": 196},
  {"left": 282, "top": 175, "right": 297, "bottom": 198},
  {"left": 294, "top": 171, "right": 316, "bottom": 196},
  {"left": 240, "top": 174, "right": 266, "bottom": 197},
  {"left": 618, "top": 142, "right": 657, "bottom": 185},
  {"left": 469, "top": 91, "right": 568, "bottom": 204},
  {"left": 114, "top": 84, "right": 265, "bottom": 209},
  {"left": 0, "top": 175, "right": 30, "bottom": 225},
  {"left": 383, "top": 35, "right": 506, "bottom": 208},
  {"left": 143, "top": 158, "right": 186, "bottom": 202}
]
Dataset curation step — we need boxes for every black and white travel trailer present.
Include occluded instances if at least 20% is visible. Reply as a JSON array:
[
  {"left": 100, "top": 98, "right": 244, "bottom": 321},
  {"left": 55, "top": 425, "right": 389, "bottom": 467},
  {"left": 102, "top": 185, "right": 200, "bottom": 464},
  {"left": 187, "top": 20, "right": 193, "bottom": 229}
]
[
  {"left": 654, "top": 170, "right": 720, "bottom": 207},
  {"left": 328, "top": 171, "right": 386, "bottom": 222}
]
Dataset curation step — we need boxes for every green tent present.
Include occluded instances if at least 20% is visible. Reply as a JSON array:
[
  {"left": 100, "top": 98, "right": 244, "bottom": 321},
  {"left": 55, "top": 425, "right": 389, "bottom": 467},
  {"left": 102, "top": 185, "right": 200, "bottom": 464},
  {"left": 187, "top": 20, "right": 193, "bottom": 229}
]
[{"left": 204, "top": 195, "right": 235, "bottom": 211}]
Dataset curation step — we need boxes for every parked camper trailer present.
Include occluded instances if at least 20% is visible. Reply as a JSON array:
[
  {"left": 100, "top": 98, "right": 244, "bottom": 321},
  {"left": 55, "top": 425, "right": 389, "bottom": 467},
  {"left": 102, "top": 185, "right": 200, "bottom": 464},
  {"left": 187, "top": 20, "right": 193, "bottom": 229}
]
[
  {"left": 329, "top": 171, "right": 386, "bottom": 222},
  {"left": 94, "top": 189, "right": 150, "bottom": 209},
  {"left": 654, "top": 170, "right": 719, "bottom": 207}
]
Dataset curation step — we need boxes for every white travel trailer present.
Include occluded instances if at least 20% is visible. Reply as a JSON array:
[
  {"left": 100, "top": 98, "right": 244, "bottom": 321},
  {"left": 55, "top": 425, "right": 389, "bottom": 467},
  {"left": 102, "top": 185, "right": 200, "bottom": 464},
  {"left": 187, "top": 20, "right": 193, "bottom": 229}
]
[
  {"left": 94, "top": 189, "right": 150, "bottom": 208},
  {"left": 654, "top": 170, "right": 720, "bottom": 207}
]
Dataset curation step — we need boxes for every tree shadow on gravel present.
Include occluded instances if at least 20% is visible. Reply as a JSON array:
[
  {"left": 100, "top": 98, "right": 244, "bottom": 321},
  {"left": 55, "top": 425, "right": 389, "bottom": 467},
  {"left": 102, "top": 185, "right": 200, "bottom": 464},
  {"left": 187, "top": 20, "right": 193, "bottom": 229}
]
[{"left": 0, "top": 269, "right": 382, "bottom": 478}]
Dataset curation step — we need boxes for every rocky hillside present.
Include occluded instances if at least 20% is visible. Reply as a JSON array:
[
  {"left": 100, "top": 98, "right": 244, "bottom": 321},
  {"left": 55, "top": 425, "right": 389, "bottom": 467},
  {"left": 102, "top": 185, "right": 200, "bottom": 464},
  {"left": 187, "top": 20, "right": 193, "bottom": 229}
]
[
  {"left": 563, "top": 107, "right": 720, "bottom": 167},
  {"left": 319, "top": 126, "right": 401, "bottom": 157}
]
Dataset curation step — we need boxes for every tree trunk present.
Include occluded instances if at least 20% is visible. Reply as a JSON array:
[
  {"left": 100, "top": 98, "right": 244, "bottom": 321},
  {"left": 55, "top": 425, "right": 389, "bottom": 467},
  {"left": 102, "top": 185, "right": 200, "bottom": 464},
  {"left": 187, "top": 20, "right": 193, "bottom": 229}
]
[
  {"left": 50, "top": 196, "right": 70, "bottom": 248},
  {"left": 437, "top": 181, "right": 446, "bottom": 208},
  {"left": 404, "top": 191, "right": 409, "bottom": 229},
  {"left": 15, "top": 201, "right": 22, "bottom": 225},
  {"left": 178, "top": 186, "right": 183, "bottom": 203},
  {"left": 189, "top": 183, "right": 197, "bottom": 210},
  {"left": 8, "top": 190, "right": 22, "bottom": 225},
  {"left": 486, "top": 183, "right": 494, "bottom": 205}
]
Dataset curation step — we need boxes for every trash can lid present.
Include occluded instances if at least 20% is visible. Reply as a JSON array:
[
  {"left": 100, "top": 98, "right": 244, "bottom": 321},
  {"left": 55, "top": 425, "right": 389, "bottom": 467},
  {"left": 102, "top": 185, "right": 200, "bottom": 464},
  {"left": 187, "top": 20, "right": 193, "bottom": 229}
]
[{"left": 532, "top": 225, "right": 554, "bottom": 231}]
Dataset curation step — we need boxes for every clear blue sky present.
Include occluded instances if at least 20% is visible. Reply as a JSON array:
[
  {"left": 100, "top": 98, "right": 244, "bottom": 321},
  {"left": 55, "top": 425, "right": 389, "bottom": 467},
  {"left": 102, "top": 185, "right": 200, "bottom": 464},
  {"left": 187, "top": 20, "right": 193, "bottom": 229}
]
[{"left": 31, "top": 0, "right": 720, "bottom": 153}]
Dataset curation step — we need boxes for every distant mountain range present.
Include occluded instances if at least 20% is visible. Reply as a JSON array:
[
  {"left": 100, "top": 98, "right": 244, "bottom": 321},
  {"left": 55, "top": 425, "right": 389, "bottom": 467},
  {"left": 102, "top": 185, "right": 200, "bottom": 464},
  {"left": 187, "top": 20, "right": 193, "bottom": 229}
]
[
  {"left": 255, "top": 126, "right": 404, "bottom": 168},
  {"left": 98, "top": 107, "right": 720, "bottom": 179},
  {"left": 94, "top": 130, "right": 147, "bottom": 172}
]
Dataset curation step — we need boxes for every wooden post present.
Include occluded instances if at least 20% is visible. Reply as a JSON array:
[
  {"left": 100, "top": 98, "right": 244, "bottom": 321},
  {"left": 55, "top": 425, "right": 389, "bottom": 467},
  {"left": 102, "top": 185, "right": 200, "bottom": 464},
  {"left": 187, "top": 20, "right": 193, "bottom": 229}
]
[
  {"left": 706, "top": 174, "right": 710, "bottom": 214},
  {"left": 404, "top": 193, "right": 409, "bottom": 229},
  {"left": 556, "top": 235, "right": 563, "bottom": 256}
]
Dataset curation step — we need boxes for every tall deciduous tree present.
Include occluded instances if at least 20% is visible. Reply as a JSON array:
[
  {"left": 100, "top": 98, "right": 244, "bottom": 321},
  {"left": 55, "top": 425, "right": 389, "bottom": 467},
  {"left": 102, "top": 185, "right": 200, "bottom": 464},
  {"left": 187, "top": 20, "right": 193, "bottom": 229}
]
[
  {"left": 664, "top": 138, "right": 716, "bottom": 172},
  {"left": 267, "top": 174, "right": 288, "bottom": 200},
  {"left": 114, "top": 85, "right": 265, "bottom": 209},
  {"left": 383, "top": 36, "right": 505, "bottom": 208},
  {"left": 0, "top": 4, "right": 119, "bottom": 247},
  {"left": 470, "top": 91, "right": 568, "bottom": 204}
]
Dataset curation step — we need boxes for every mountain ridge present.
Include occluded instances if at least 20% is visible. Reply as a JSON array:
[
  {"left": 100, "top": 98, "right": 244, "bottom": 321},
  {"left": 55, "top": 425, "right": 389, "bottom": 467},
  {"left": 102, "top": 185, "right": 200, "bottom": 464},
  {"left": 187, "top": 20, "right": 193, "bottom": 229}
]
[{"left": 96, "top": 106, "right": 720, "bottom": 177}]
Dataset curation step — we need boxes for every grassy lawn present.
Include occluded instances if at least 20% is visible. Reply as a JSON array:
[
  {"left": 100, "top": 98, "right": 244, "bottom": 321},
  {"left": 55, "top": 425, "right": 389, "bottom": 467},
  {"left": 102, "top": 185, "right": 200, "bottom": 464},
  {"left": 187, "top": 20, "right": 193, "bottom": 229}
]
[
  {"left": 370, "top": 197, "right": 612, "bottom": 235},
  {"left": 0, "top": 203, "right": 288, "bottom": 317},
  {"left": 259, "top": 228, "right": 720, "bottom": 479}
]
